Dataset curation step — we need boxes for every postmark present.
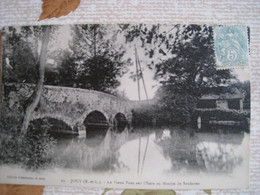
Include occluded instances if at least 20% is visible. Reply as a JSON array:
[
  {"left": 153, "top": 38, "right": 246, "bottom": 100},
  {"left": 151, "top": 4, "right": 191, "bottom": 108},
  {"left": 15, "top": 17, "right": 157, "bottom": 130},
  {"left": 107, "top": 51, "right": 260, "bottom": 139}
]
[{"left": 214, "top": 26, "right": 249, "bottom": 69}]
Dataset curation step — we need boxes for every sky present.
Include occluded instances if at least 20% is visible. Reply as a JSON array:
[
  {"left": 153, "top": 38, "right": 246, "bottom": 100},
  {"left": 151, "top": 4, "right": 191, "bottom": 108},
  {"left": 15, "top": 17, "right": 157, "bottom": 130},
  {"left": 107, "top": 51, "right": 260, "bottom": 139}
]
[{"left": 118, "top": 60, "right": 158, "bottom": 101}]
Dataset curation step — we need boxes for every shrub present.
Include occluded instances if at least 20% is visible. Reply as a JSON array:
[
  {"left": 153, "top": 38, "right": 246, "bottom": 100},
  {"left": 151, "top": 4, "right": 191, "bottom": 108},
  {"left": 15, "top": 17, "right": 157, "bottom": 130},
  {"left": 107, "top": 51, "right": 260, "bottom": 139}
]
[
  {"left": 1, "top": 84, "right": 57, "bottom": 170},
  {"left": 0, "top": 115, "right": 57, "bottom": 170},
  {"left": 192, "top": 109, "right": 250, "bottom": 132},
  {"left": 19, "top": 127, "right": 57, "bottom": 170},
  {"left": 132, "top": 106, "right": 155, "bottom": 127}
]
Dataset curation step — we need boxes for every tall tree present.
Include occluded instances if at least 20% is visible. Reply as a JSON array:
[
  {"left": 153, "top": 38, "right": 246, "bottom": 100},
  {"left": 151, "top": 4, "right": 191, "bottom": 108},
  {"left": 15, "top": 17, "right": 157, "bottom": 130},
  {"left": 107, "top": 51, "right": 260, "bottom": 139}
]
[
  {"left": 122, "top": 24, "right": 232, "bottom": 91},
  {"left": 21, "top": 26, "right": 51, "bottom": 134},
  {"left": 122, "top": 24, "right": 234, "bottom": 125},
  {"left": 58, "top": 24, "right": 131, "bottom": 93},
  {"left": 70, "top": 24, "right": 108, "bottom": 59}
]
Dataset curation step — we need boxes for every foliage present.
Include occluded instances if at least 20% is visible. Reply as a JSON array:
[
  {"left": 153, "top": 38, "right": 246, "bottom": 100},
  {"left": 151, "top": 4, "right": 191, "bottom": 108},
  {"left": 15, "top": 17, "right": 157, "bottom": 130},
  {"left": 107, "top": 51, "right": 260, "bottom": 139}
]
[
  {"left": 122, "top": 24, "right": 233, "bottom": 126},
  {"left": 44, "top": 69, "right": 60, "bottom": 86},
  {"left": 0, "top": 85, "right": 25, "bottom": 133},
  {"left": 54, "top": 24, "right": 130, "bottom": 93},
  {"left": 231, "top": 81, "right": 250, "bottom": 109},
  {"left": 2, "top": 26, "right": 39, "bottom": 83},
  {"left": 20, "top": 125, "right": 57, "bottom": 170},
  {"left": 153, "top": 85, "right": 199, "bottom": 126},
  {"left": 70, "top": 24, "right": 108, "bottom": 59},
  {"left": 0, "top": 121, "right": 56, "bottom": 170},
  {"left": 2, "top": 24, "right": 129, "bottom": 94},
  {"left": 0, "top": 101, "right": 56, "bottom": 170},
  {"left": 2, "top": 25, "right": 57, "bottom": 85},
  {"left": 45, "top": 50, "right": 78, "bottom": 87},
  {"left": 132, "top": 105, "right": 156, "bottom": 127},
  {"left": 153, "top": 26, "right": 233, "bottom": 126},
  {"left": 0, "top": 109, "right": 23, "bottom": 165},
  {"left": 192, "top": 109, "right": 250, "bottom": 132},
  {"left": 132, "top": 101, "right": 190, "bottom": 127},
  {"left": 76, "top": 55, "right": 127, "bottom": 92},
  {"left": 110, "top": 89, "right": 129, "bottom": 100}
]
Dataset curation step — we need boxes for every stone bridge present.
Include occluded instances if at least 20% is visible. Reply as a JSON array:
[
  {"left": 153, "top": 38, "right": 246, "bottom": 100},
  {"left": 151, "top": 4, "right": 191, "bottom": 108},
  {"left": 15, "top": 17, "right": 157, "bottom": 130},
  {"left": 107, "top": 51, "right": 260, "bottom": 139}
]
[{"left": 3, "top": 83, "right": 133, "bottom": 138}]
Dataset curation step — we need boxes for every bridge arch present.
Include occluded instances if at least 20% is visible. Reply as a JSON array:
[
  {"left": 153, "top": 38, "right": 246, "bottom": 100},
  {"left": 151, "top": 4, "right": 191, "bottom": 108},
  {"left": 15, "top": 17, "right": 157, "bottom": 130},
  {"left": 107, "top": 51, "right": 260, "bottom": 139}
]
[
  {"left": 113, "top": 112, "right": 128, "bottom": 133},
  {"left": 83, "top": 110, "right": 109, "bottom": 140}
]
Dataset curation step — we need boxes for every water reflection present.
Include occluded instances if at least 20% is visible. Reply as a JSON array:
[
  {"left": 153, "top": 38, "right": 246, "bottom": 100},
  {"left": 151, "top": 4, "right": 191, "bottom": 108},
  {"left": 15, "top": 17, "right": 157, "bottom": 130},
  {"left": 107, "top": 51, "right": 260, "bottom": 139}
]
[
  {"left": 154, "top": 129, "right": 245, "bottom": 174},
  {"left": 116, "top": 131, "right": 172, "bottom": 175},
  {"left": 83, "top": 110, "right": 109, "bottom": 145},
  {"left": 155, "top": 129, "right": 200, "bottom": 172},
  {"left": 51, "top": 127, "right": 248, "bottom": 176}
]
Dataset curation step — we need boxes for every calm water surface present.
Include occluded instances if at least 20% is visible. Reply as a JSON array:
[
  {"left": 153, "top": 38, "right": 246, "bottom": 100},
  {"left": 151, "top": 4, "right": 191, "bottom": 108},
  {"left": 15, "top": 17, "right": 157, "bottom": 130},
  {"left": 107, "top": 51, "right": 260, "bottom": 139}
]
[{"left": 52, "top": 127, "right": 248, "bottom": 175}]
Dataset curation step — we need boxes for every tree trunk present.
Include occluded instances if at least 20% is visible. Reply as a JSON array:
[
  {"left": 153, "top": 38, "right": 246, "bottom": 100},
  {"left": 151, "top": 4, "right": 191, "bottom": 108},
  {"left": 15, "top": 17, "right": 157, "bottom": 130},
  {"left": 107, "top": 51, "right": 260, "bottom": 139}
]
[
  {"left": 21, "top": 26, "right": 51, "bottom": 134},
  {"left": 93, "top": 25, "right": 97, "bottom": 57}
]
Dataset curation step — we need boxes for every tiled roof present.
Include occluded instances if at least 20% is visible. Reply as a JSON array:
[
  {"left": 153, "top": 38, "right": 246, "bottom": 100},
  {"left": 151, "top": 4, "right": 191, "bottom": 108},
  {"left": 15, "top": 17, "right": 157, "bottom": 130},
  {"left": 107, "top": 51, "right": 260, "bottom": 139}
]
[{"left": 200, "top": 87, "right": 243, "bottom": 100}]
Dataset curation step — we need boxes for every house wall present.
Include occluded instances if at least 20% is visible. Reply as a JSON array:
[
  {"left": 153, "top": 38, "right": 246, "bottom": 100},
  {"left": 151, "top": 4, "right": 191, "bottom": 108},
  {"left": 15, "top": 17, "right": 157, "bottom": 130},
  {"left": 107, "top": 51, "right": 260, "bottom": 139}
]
[{"left": 216, "top": 100, "right": 229, "bottom": 109}]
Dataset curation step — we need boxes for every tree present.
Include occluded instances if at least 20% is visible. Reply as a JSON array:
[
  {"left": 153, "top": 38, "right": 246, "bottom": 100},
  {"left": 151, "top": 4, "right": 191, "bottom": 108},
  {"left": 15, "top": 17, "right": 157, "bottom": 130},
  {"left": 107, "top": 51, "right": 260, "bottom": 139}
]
[
  {"left": 76, "top": 55, "right": 127, "bottom": 92},
  {"left": 153, "top": 26, "right": 233, "bottom": 125},
  {"left": 2, "top": 25, "right": 58, "bottom": 133},
  {"left": 122, "top": 24, "right": 234, "bottom": 126},
  {"left": 44, "top": 49, "right": 78, "bottom": 87},
  {"left": 21, "top": 26, "right": 51, "bottom": 134},
  {"left": 122, "top": 24, "right": 232, "bottom": 91},
  {"left": 60, "top": 24, "right": 130, "bottom": 93},
  {"left": 70, "top": 24, "right": 107, "bottom": 59},
  {"left": 2, "top": 26, "right": 40, "bottom": 83},
  {"left": 2, "top": 25, "right": 63, "bottom": 88},
  {"left": 230, "top": 80, "right": 250, "bottom": 109}
]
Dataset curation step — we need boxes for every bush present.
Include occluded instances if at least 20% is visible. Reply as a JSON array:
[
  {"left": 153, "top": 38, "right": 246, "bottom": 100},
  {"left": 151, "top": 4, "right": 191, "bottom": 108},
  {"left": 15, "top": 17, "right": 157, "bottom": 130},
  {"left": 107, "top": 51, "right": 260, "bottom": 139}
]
[
  {"left": 132, "top": 103, "right": 195, "bottom": 128},
  {"left": 1, "top": 84, "right": 57, "bottom": 170},
  {"left": 0, "top": 116, "right": 57, "bottom": 170},
  {"left": 132, "top": 106, "right": 155, "bottom": 127},
  {"left": 20, "top": 127, "right": 57, "bottom": 170},
  {"left": 192, "top": 109, "right": 250, "bottom": 132}
]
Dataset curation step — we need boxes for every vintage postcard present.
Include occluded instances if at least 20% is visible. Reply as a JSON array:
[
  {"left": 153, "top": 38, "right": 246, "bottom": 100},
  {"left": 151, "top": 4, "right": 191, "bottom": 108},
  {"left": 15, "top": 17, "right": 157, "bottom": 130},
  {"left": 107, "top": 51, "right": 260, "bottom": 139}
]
[{"left": 0, "top": 24, "right": 250, "bottom": 189}]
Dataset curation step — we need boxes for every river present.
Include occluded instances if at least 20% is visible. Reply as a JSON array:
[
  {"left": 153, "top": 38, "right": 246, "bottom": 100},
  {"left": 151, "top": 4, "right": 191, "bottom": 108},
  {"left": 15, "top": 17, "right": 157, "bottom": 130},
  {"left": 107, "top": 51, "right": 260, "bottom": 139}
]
[{"left": 51, "top": 127, "right": 249, "bottom": 176}]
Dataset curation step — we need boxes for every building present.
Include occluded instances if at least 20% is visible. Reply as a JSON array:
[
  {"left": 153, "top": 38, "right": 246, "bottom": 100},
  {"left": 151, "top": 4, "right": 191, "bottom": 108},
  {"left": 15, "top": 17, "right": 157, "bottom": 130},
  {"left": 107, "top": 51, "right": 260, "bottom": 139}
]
[{"left": 196, "top": 87, "right": 244, "bottom": 111}]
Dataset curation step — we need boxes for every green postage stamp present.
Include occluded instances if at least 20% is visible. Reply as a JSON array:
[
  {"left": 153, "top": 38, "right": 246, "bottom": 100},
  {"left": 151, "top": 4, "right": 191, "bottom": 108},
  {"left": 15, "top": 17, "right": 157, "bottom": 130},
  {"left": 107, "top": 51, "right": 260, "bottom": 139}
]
[{"left": 214, "top": 26, "right": 250, "bottom": 69}]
